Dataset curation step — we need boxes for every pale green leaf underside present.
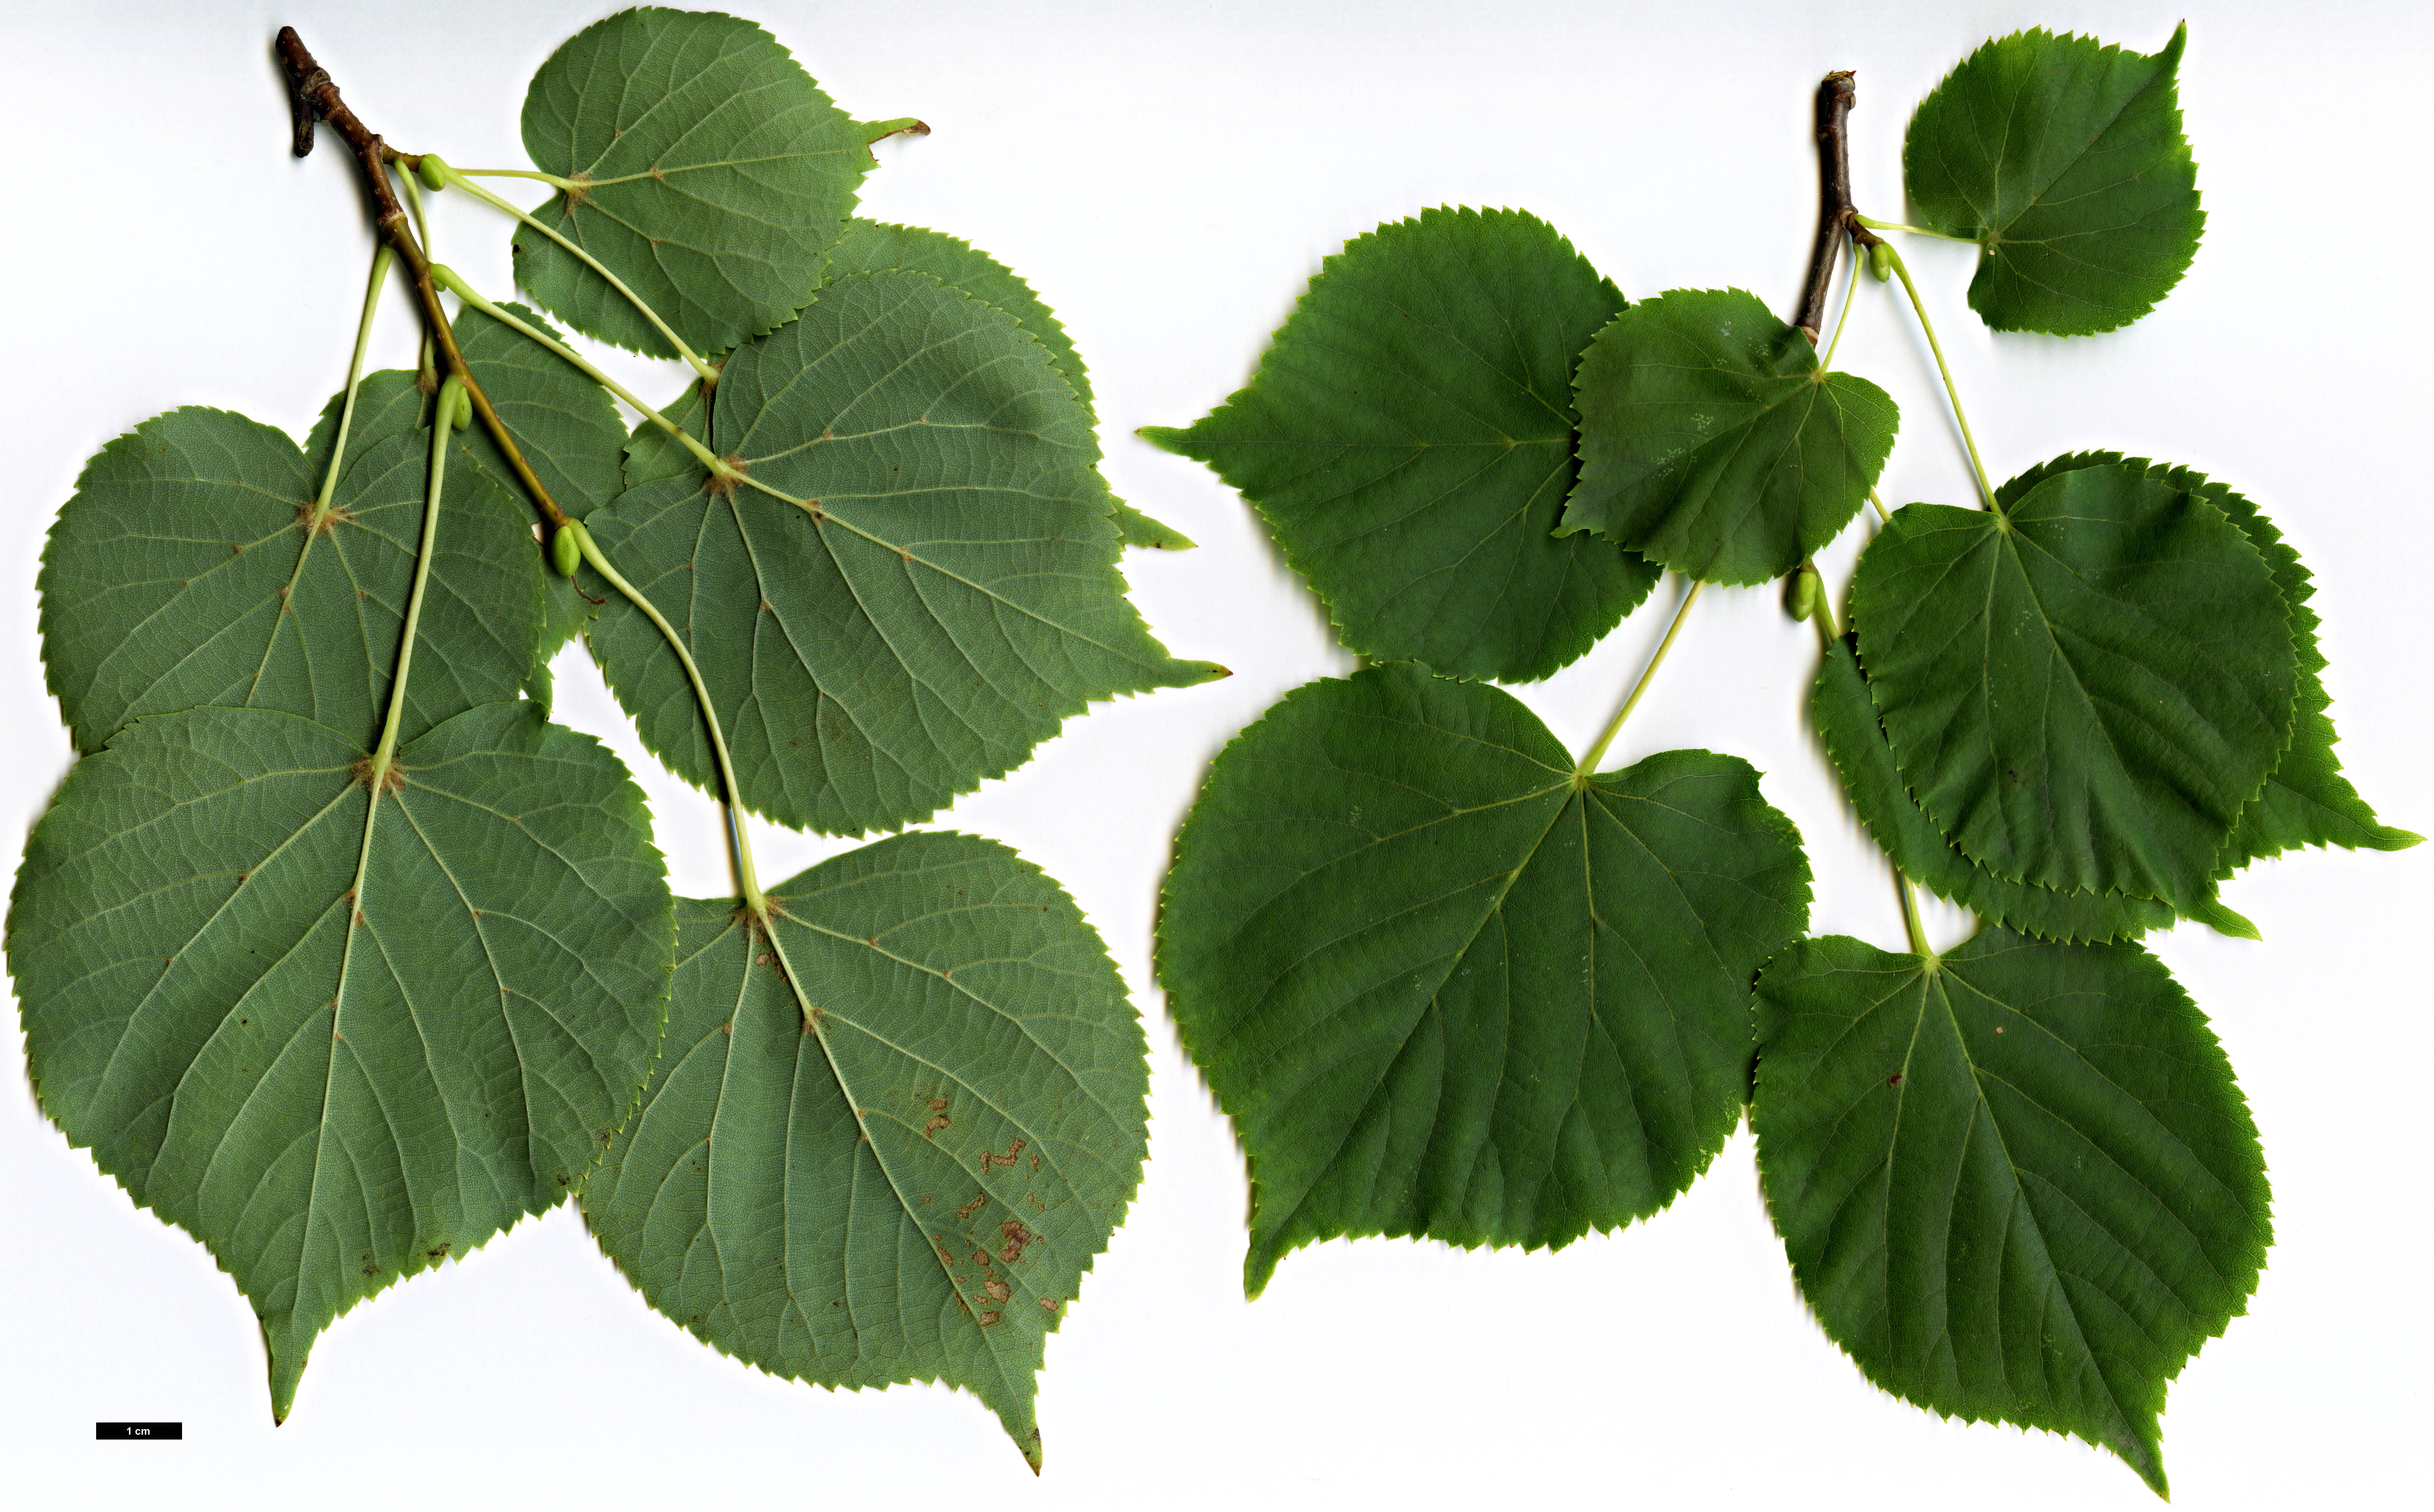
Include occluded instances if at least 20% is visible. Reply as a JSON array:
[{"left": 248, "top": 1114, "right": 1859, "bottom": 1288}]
[
  {"left": 1904, "top": 26, "right": 2202, "bottom": 335},
  {"left": 1849, "top": 461, "right": 2296, "bottom": 909},
  {"left": 1561, "top": 288, "right": 1899, "bottom": 585},
  {"left": 39, "top": 394, "right": 543, "bottom": 757},
  {"left": 2000, "top": 453, "right": 2419, "bottom": 871},
  {"left": 1753, "top": 928, "right": 2269, "bottom": 1496},
  {"left": 586, "top": 269, "right": 1218, "bottom": 836},
  {"left": 515, "top": 5, "right": 872, "bottom": 357},
  {"left": 8, "top": 701, "right": 672, "bottom": 1419},
  {"left": 1158, "top": 664, "right": 1810, "bottom": 1295},
  {"left": 1145, "top": 206, "right": 1654, "bottom": 683},
  {"left": 452, "top": 302, "right": 629, "bottom": 664},
  {"left": 583, "top": 832, "right": 1147, "bottom": 1469},
  {"left": 622, "top": 219, "right": 1192, "bottom": 550}
]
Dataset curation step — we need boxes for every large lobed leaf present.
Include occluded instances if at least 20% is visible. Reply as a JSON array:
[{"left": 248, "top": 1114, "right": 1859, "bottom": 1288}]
[
  {"left": 1849, "top": 459, "right": 2297, "bottom": 910},
  {"left": 1159, "top": 664, "right": 1810, "bottom": 1295},
  {"left": 1753, "top": 928, "right": 2269, "bottom": 1496},
  {"left": 1904, "top": 27, "right": 2203, "bottom": 335},
  {"left": 583, "top": 833, "right": 1148, "bottom": 1469},
  {"left": 514, "top": 6, "right": 875, "bottom": 358},
  {"left": 585, "top": 268, "right": 1218, "bottom": 836},
  {"left": 39, "top": 393, "right": 541, "bottom": 757},
  {"left": 1562, "top": 288, "right": 1898, "bottom": 585},
  {"left": 1144, "top": 206, "right": 1656, "bottom": 683}
]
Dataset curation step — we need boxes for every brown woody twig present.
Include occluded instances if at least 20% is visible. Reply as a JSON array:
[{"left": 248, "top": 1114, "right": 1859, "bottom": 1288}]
[{"left": 276, "top": 25, "right": 571, "bottom": 530}]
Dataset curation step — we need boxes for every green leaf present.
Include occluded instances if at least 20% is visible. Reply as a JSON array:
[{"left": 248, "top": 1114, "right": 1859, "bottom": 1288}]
[
  {"left": 1143, "top": 206, "right": 1656, "bottom": 682},
  {"left": 2002, "top": 453, "right": 2419, "bottom": 869},
  {"left": 798, "top": 217, "right": 1194, "bottom": 552},
  {"left": 1753, "top": 928, "right": 2269, "bottom": 1496},
  {"left": 455, "top": 302, "right": 628, "bottom": 521},
  {"left": 1848, "top": 461, "right": 2297, "bottom": 909},
  {"left": 8, "top": 700, "right": 673, "bottom": 1418},
  {"left": 821, "top": 219, "right": 1096, "bottom": 407},
  {"left": 514, "top": 7, "right": 873, "bottom": 358},
  {"left": 621, "top": 380, "right": 709, "bottom": 488},
  {"left": 1904, "top": 26, "right": 2203, "bottom": 335},
  {"left": 451, "top": 301, "right": 626, "bottom": 664},
  {"left": 583, "top": 832, "right": 1146, "bottom": 1469},
  {"left": 38, "top": 396, "right": 543, "bottom": 756},
  {"left": 585, "top": 269, "right": 1219, "bottom": 836},
  {"left": 1811, "top": 632, "right": 2176, "bottom": 943},
  {"left": 1560, "top": 288, "right": 1900, "bottom": 585},
  {"left": 1158, "top": 664, "right": 1810, "bottom": 1295}
]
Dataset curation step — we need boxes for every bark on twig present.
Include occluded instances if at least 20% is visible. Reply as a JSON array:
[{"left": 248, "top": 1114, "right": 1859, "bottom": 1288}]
[
  {"left": 276, "top": 26, "right": 572, "bottom": 530},
  {"left": 1795, "top": 71, "right": 1882, "bottom": 345}
]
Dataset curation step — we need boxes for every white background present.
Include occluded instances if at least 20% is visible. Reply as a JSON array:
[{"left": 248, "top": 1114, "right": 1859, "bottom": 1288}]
[{"left": 2, "top": 3, "right": 2426, "bottom": 1508}]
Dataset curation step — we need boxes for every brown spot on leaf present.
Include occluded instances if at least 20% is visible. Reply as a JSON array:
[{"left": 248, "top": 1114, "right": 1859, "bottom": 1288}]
[
  {"left": 998, "top": 1220, "right": 1032, "bottom": 1264},
  {"left": 980, "top": 1138, "right": 1026, "bottom": 1171},
  {"left": 954, "top": 1193, "right": 987, "bottom": 1222},
  {"left": 704, "top": 454, "right": 749, "bottom": 497},
  {"left": 428, "top": 1242, "right": 451, "bottom": 1257},
  {"left": 924, "top": 1098, "right": 951, "bottom": 1137},
  {"left": 1887, "top": 1072, "right": 1904, "bottom": 1085},
  {"left": 984, "top": 1279, "right": 1010, "bottom": 1303},
  {"left": 562, "top": 170, "right": 593, "bottom": 210},
  {"left": 648, "top": 161, "right": 666, "bottom": 182},
  {"left": 977, "top": 1310, "right": 1001, "bottom": 1327}
]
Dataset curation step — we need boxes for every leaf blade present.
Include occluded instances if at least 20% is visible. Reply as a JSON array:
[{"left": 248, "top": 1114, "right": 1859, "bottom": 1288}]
[
  {"left": 514, "top": 6, "right": 873, "bottom": 356},
  {"left": 1561, "top": 288, "right": 1899, "bottom": 585},
  {"left": 582, "top": 832, "right": 1148, "bottom": 1468},
  {"left": 1753, "top": 927, "right": 2270, "bottom": 1495},
  {"left": 586, "top": 269, "right": 1217, "bottom": 835},
  {"left": 1904, "top": 27, "right": 2203, "bottom": 335},
  {"left": 9, "top": 701, "right": 673, "bottom": 1415},
  {"left": 1147, "top": 206, "right": 1655, "bottom": 681},
  {"left": 1158, "top": 664, "right": 1810, "bottom": 1293}
]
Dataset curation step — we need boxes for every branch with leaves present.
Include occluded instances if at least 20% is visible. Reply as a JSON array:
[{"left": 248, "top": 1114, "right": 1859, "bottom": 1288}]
[
  {"left": 10, "top": 6, "right": 1214, "bottom": 1468},
  {"left": 1145, "top": 24, "right": 2415, "bottom": 1498}
]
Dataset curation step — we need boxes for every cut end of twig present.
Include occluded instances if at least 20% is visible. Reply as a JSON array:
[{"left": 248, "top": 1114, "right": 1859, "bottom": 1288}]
[{"left": 705, "top": 455, "right": 750, "bottom": 498}]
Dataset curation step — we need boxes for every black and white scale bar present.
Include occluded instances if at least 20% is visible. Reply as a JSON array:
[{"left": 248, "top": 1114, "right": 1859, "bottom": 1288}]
[{"left": 96, "top": 1422, "right": 181, "bottom": 1439}]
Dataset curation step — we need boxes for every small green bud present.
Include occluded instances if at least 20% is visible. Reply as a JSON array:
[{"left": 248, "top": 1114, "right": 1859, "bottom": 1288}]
[
  {"left": 450, "top": 387, "right": 472, "bottom": 431},
  {"left": 1788, "top": 564, "right": 1821, "bottom": 622},
  {"left": 1868, "top": 240, "right": 1894, "bottom": 283},
  {"left": 551, "top": 524, "right": 581, "bottom": 577},
  {"left": 417, "top": 153, "right": 449, "bottom": 193}
]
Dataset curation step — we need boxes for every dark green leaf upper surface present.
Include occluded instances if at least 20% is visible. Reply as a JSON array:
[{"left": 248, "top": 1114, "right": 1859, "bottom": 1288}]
[
  {"left": 1159, "top": 664, "right": 1810, "bottom": 1295},
  {"left": 39, "top": 395, "right": 543, "bottom": 755},
  {"left": 1561, "top": 289, "right": 1898, "bottom": 585},
  {"left": 1144, "top": 206, "right": 1655, "bottom": 682},
  {"left": 1753, "top": 928, "right": 2269, "bottom": 1496},
  {"left": 9, "top": 701, "right": 673, "bottom": 1418},
  {"left": 1811, "top": 633, "right": 2175, "bottom": 943},
  {"left": 2001, "top": 454, "right": 2418, "bottom": 872},
  {"left": 586, "top": 269, "right": 1217, "bottom": 836},
  {"left": 582, "top": 833, "right": 1147, "bottom": 1469},
  {"left": 1849, "top": 462, "right": 2296, "bottom": 909},
  {"left": 1904, "top": 27, "right": 2203, "bottom": 335},
  {"left": 514, "top": 6, "right": 872, "bottom": 357}
]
